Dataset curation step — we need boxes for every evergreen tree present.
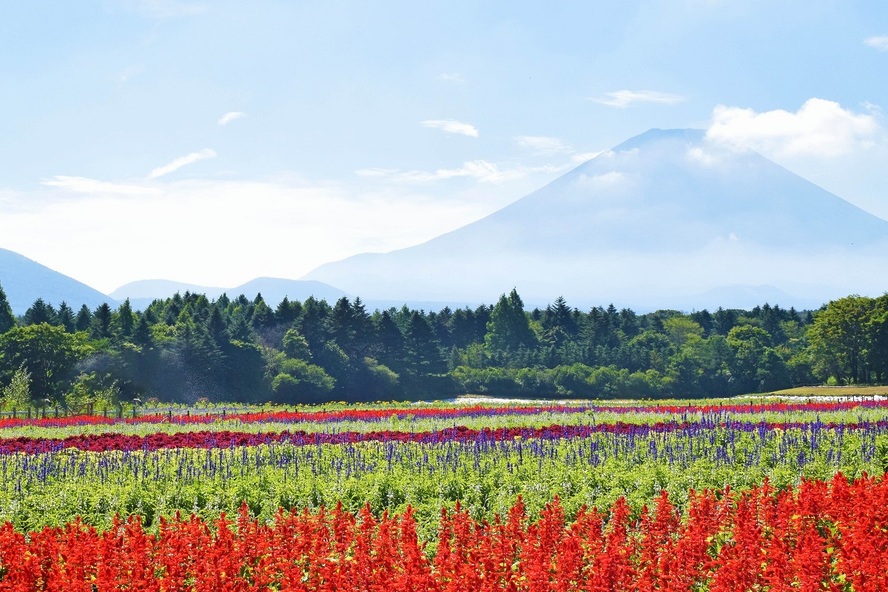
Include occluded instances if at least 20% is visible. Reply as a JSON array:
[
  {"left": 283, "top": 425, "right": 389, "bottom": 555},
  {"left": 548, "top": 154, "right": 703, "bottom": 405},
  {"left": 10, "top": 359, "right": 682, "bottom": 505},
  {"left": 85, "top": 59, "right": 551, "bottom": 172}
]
[
  {"left": 374, "top": 310, "right": 406, "bottom": 371},
  {"left": 275, "top": 296, "right": 301, "bottom": 326},
  {"left": 75, "top": 305, "right": 92, "bottom": 332},
  {"left": 24, "top": 298, "right": 57, "bottom": 326},
  {"left": 206, "top": 306, "right": 228, "bottom": 347},
  {"left": 56, "top": 302, "right": 76, "bottom": 332},
  {"left": 132, "top": 315, "right": 154, "bottom": 348},
  {"left": 91, "top": 303, "right": 113, "bottom": 339},
  {"left": 115, "top": 299, "right": 136, "bottom": 339},
  {"left": 0, "top": 282, "right": 15, "bottom": 334},
  {"left": 405, "top": 311, "right": 445, "bottom": 374},
  {"left": 484, "top": 289, "right": 536, "bottom": 355}
]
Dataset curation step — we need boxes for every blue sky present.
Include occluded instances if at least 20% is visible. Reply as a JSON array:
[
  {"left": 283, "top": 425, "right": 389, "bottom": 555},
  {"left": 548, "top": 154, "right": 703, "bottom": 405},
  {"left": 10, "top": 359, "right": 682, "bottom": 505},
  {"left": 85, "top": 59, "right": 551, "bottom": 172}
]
[{"left": 1, "top": 0, "right": 887, "bottom": 293}]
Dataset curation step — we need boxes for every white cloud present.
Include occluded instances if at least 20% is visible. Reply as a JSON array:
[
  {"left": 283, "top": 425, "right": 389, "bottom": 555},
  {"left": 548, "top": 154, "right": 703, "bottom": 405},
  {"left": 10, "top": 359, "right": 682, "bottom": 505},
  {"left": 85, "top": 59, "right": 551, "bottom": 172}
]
[
  {"left": 1, "top": 178, "right": 505, "bottom": 293},
  {"left": 574, "top": 171, "right": 628, "bottom": 190},
  {"left": 515, "top": 135, "right": 571, "bottom": 155},
  {"left": 148, "top": 149, "right": 217, "bottom": 179},
  {"left": 357, "top": 160, "right": 563, "bottom": 184},
  {"left": 864, "top": 36, "right": 888, "bottom": 51},
  {"left": 41, "top": 176, "right": 160, "bottom": 196},
  {"left": 686, "top": 147, "right": 724, "bottom": 167},
  {"left": 590, "top": 90, "right": 686, "bottom": 108},
  {"left": 514, "top": 136, "right": 605, "bottom": 165},
  {"left": 218, "top": 111, "right": 246, "bottom": 126},
  {"left": 437, "top": 73, "right": 466, "bottom": 83},
  {"left": 571, "top": 151, "right": 604, "bottom": 163},
  {"left": 420, "top": 119, "right": 479, "bottom": 138},
  {"left": 117, "top": 66, "right": 142, "bottom": 82},
  {"left": 706, "top": 98, "right": 882, "bottom": 158},
  {"left": 125, "top": 0, "right": 207, "bottom": 18}
]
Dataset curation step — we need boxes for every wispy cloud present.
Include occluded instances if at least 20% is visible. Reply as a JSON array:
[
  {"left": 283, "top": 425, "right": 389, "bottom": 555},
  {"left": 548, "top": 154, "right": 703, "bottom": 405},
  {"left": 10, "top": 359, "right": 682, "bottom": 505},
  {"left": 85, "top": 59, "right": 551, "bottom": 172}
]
[
  {"left": 148, "top": 149, "right": 217, "bottom": 179},
  {"left": 571, "top": 151, "right": 605, "bottom": 163},
  {"left": 706, "top": 98, "right": 882, "bottom": 158},
  {"left": 436, "top": 73, "right": 466, "bottom": 83},
  {"left": 126, "top": 0, "right": 207, "bottom": 18},
  {"left": 864, "top": 36, "right": 888, "bottom": 51},
  {"left": 117, "top": 66, "right": 142, "bottom": 82},
  {"left": 7, "top": 178, "right": 507, "bottom": 292},
  {"left": 514, "top": 135, "right": 603, "bottom": 164},
  {"left": 41, "top": 176, "right": 160, "bottom": 196},
  {"left": 218, "top": 111, "right": 246, "bottom": 126},
  {"left": 420, "top": 119, "right": 479, "bottom": 138},
  {"left": 515, "top": 135, "right": 571, "bottom": 155},
  {"left": 356, "top": 160, "right": 563, "bottom": 184},
  {"left": 590, "top": 90, "right": 686, "bottom": 108}
]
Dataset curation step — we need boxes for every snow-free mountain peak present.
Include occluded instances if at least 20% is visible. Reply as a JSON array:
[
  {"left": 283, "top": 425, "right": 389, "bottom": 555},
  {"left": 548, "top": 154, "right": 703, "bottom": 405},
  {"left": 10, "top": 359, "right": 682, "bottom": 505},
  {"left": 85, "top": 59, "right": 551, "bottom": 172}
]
[{"left": 304, "top": 128, "right": 888, "bottom": 310}]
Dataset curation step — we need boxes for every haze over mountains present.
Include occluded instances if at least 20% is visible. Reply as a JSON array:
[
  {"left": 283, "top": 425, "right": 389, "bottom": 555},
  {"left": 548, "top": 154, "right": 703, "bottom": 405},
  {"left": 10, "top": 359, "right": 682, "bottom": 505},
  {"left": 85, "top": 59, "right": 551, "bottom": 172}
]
[
  {"left": 304, "top": 128, "right": 888, "bottom": 310},
  {"left": 3, "top": 128, "right": 888, "bottom": 314},
  {"left": 110, "top": 278, "right": 348, "bottom": 313},
  {"left": 0, "top": 248, "right": 111, "bottom": 314}
]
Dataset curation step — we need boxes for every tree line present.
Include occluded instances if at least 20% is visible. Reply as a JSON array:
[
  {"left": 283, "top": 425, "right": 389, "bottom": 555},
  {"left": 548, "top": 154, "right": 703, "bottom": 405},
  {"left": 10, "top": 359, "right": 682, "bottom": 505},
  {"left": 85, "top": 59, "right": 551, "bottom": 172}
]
[{"left": 0, "top": 281, "right": 885, "bottom": 408}]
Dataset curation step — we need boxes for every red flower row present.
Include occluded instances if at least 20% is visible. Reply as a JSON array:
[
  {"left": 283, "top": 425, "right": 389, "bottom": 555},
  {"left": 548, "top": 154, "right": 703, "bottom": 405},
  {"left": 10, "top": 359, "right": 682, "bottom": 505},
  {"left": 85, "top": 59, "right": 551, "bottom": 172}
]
[
  {"left": 2, "top": 398, "right": 886, "bottom": 430},
  {"left": 1, "top": 419, "right": 885, "bottom": 455},
  {"left": 0, "top": 473, "right": 885, "bottom": 591}
]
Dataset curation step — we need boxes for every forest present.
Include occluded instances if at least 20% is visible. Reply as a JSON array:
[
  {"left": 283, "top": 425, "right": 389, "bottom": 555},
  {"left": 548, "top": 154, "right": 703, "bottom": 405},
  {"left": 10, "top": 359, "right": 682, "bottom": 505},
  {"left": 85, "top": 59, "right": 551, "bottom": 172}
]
[{"left": 0, "top": 282, "right": 885, "bottom": 408}]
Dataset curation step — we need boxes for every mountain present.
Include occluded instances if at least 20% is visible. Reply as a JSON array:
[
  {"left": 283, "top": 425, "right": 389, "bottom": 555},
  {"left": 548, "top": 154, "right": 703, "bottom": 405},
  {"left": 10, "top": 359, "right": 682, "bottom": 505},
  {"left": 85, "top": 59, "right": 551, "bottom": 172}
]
[
  {"left": 112, "top": 277, "right": 348, "bottom": 310},
  {"left": 0, "top": 248, "right": 114, "bottom": 315},
  {"left": 110, "top": 280, "right": 228, "bottom": 310},
  {"left": 304, "top": 128, "right": 888, "bottom": 310}
]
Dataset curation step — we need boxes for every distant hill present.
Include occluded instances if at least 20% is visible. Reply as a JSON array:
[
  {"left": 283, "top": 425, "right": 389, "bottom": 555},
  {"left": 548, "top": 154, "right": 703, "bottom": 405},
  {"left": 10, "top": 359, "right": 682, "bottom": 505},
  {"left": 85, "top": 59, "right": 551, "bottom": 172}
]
[
  {"left": 304, "top": 128, "right": 888, "bottom": 310},
  {"left": 0, "top": 248, "right": 114, "bottom": 315},
  {"left": 111, "top": 277, "right": 349, "bottom": 310}
]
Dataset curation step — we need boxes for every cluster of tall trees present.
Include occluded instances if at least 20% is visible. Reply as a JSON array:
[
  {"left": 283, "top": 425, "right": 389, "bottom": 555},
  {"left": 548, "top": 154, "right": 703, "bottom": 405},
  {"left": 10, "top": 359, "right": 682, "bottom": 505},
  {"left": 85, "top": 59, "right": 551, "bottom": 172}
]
[{"left": 0, "top": 281, "right": 886, "bottom": 407}]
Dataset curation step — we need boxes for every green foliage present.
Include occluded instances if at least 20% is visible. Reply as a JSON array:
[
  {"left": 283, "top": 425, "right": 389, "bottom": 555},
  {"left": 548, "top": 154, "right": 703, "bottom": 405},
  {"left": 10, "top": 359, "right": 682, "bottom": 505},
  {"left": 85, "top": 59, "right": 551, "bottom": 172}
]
[
  {"left": 485, "top": 289, "right": 536, "bottom": 357},
  {"left": 0, "top": 323, "right": 91, "bottom": 404},
  {"left": 0, "top": 285, "right": 884, "bottom": 403},
  {"left": 282, "top": 328, "right": 311, "bottom": 360},
  {"left": 1, "top": 366, "right": 31, "bottom": 408},
  {"left": 808, "top": 295, "right": 875, "bottom": 384},
  {"left": 0, "top": 282, "right": 15, "bottom": 334},
  {"left": 0, "top": 405, "right": 884, "bottom": 540},
  {"left": 65, "top": 372, "right": 120, "bottom": 412},
  {"left": 270, "top": 358, "right": 335, "bottom": 403}
]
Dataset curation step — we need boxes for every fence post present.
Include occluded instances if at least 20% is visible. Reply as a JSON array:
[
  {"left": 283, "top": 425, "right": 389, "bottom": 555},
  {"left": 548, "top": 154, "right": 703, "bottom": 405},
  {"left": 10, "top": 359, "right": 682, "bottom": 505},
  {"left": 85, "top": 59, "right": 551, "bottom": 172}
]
[
  {"left": 11, "top": 407, "right": 15, "bottom": 419},
  {"left": 103, "top": 407, "right": 108, "bottom": 418}
]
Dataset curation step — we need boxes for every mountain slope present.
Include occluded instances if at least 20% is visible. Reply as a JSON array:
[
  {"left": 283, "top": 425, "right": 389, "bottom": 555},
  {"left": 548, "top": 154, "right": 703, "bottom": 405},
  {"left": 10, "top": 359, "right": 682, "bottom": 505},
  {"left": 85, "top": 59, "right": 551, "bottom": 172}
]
[
  {"left": 0, "top": 248, "right": 114, "bottom": 315},
  {"left": 304, "top": 129, "right": 888, "bottom": 310},
  {"left": 112, "top": 277, "right": 348, "bottom": 310}
]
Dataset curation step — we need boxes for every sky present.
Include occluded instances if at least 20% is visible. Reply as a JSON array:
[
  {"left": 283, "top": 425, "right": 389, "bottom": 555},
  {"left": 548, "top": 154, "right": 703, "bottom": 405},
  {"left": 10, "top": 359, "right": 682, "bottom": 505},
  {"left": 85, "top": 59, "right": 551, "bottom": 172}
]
[{"left": 1, "top": 0, "right": 887, "bottom": 294}]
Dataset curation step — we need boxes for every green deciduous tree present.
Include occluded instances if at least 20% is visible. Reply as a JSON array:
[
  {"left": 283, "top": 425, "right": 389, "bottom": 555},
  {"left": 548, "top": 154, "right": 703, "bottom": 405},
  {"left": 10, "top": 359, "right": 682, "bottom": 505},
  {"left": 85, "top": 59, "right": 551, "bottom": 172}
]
[
  {"left": 0, "top": 323, "right": 90, "bottom": 404},
  {"left": 807, "top": 295, "right": 873, "bottom": 384}
]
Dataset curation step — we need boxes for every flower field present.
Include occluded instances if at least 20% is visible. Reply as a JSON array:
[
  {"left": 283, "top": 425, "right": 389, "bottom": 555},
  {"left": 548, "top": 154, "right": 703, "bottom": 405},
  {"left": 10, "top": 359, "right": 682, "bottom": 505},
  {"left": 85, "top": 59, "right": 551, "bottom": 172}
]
[{"left": 1, "top": 398, "right": 888, "bottom": 589}]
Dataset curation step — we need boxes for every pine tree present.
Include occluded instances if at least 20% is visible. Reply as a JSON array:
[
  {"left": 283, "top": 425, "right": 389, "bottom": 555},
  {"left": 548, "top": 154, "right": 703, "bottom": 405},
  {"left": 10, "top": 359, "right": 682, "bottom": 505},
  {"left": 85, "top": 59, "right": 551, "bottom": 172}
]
[
  {"left": 0, "top": 282, "right": 14, "bottom": 334},
  {"left": 484, "top": 289, "right": 536, "bottom": 354},
  {"left": 116, "top": 299, "right": 136, "bottom": 339},
  {"left": 24, "top": 298, "right": 57, "bottom": 326},
  {"left": 56, "top": 302, "right": 76, "bottom": 332},
  {"left": 91, "top": 303, "right": 113, "bottom": 339},
  {"left": 74, "top": 305, "right": 92, "bottom": 332}
]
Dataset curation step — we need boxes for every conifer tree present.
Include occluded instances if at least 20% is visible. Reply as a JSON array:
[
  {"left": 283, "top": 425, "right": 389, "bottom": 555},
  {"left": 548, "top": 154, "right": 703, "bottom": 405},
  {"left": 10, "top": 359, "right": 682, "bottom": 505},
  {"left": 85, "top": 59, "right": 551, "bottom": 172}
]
[{"left": 0, "top": 282, "right": 14, "bottom": 334}]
